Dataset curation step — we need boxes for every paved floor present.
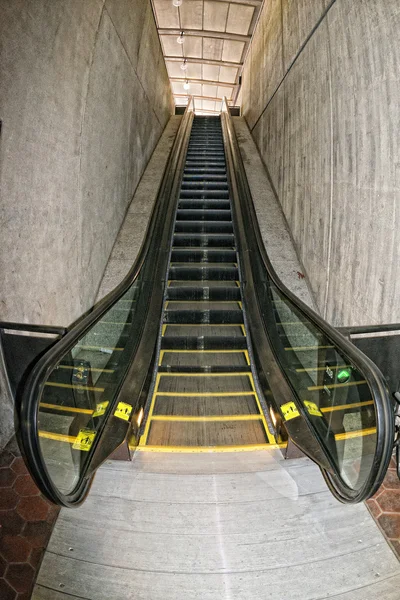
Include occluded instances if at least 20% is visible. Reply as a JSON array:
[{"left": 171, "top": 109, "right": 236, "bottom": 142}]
[{"left": 33, "top": 450, "right": 400, "bottom": 599}]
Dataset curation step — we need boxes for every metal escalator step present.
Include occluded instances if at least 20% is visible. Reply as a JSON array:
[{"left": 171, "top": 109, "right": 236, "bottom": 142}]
[
  {"left": 184, "top": 168, "right": 226, "bottom": 174},
  {"left": 173, "top": 233, "right": 235, "bottom": 247},
  {"left": 180, "top": 190, "right": 229, "bottom": 199},
  {"left": 161, "top": 336, "right": 248, "bottom": 350},
  {"left": 164, "top": 309, "right": 243, "bottom": 324},
  {"left": 181, "top": 181, "right": 228, "bottom": 190},
  {"left": 166, "top": 286, "right": 240, "bottom": 300},
  {"left": 158, "top": 365, "right": 251, "bottom": 374},
  {"left": 175, "top": 221, "right": 233, "bottom": 234},
  {"left": 152, "top": 395, "right": 258, "bottom": 417},
  {"left": 176, "top": 209, "right": 231, "bottom": 221},
  {"left": 171, "top": 249, "right": 236, "bottom": 263},
  {"left": 146, "top": 420, "right": 268, "bottom": 447},
  {"left": 183, "top": 175, "right": 227, "bottom": 182},
  {"left": 168, "top": 266, "right": 238, "bottom": 281},
  {"left": 178, "top": 200, "right": 230, "bottom": 210}
]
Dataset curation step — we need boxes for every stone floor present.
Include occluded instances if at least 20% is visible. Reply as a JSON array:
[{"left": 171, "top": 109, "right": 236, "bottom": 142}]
[
  {"left": 367, "top": 455, "right": 400, "bottom": 560},
  {"left": 0, "top": 438, "right": 60, "bottom": 600}
]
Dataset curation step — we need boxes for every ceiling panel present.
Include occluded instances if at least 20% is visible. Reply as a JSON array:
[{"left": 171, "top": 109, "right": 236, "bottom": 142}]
[
  {"left": 202, "top": 84, "right": 219, "bottom": 98},
  {"left": 184, "top": 36, "right": 203, "bottom": 58},
  {"left": 221, "top": 39, "right": 245, "bottom": 63},
  {"left": 202, "top": 37, "right": 224, "bottom": 61},
  {"left": 203, "top": 1, "right": 229, "bottom": 32},
  {"left": 161, "top": 35, "right": 183, "bottom": 57},
  {"left": 152, "top": 0, "right": 262, "bottom": 111},
  {"left": 219, "top": 65, "right": 238, "bottom": 84},
  {"left": 217, "top": 85, "right": 234, "bottom": 100},
  {"left": 154, "top": 0, "right": 180, "bottom": 28},
  {"left": 226, "top": 4, "right": 255, "bottom": 35},
  {"left": 202, "top": 64, "right": 220, "bottom": 81},
  {"left": 180, "top": 1, "right": 203, "bottom": 30}
]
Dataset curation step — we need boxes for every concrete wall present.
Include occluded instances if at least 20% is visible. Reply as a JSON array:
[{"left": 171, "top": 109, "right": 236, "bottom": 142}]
[
  {"left": 0, "top": 0, "right": 174, "bottom": 450},
  {"left": 240, "top": 0, "right": 400, "bottom": 327},
  {"left": 0, "top": 0, "right": 174, "bottom": 328}
]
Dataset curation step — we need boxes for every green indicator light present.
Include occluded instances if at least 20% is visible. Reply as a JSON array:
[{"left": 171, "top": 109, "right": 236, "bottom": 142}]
[{"left": 337, "top": 369, "right": 351, "bottom": 383}]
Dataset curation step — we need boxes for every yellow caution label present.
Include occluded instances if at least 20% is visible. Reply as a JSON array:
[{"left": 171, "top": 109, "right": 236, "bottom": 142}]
[
  {"left": 93, "top": 401, "right": 109, "bottom": 418},
  {"left": 114, "top": 402, "right": 133, "bottom": 421},
  {"left": 72, "top": 429, "right": 96, "bottom": 451},
  {"left": 281, "top": 401, "right": 300, "bottom": 421},
  {"left": 304, "top": 400, "right": 323, "bottom": 417}
]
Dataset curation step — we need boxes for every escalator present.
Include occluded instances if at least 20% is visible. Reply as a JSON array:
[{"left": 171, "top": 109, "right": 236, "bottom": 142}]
[{"left": 18, "top": 98, "right": 395, "bottom": 507}]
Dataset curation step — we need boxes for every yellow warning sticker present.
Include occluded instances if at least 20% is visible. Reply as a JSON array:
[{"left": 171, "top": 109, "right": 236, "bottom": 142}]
[
  {"left": 281, "top": 401, "right": 300, "bottom": 421},
  {"left": 72, "top": 429, "right": 96, "bottom": 451},
  {"left": 304, "top": 400, "right": 322, "bottom": 417},
  {"left": 114, "top": 402, "right": 133, "bottom": 421},
  {"left": 93, "top": 401, "right": 109, "bottom": 418}
]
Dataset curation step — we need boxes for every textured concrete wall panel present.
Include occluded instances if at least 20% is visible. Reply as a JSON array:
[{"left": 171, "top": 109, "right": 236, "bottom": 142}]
[{"left": 241, "top": 0, "right": 400, "bottom": 326}]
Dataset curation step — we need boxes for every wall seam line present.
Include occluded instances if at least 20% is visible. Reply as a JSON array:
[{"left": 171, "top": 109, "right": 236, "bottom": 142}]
[
  {"left": 323, "top": 13, "right": 335, "bottom": 321},
  {"left": 250, "top": 0, "right": 338, "bottom": 133}
]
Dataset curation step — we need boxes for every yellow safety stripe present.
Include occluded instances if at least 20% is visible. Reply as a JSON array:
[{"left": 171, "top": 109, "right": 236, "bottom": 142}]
[
  {"left": 155, "top": 391, "right": 256, "bottom": 397},
  {"left": 39, "top": 402, "right": 93, "bottom": 415},
  {"left": 158, "top": 349, "right": 250, "bottom": 366},
  {"left": 45, "top": 382, "right": 104, "bottom": 392},
  {"left": 158, "top": 372, "right": 251, "bottom": 377},
  {"left": 321, "top": 400, "right": 374, "bottom": 413},
  {"left": 151, "top": 415, "right": 262, "bottom": 422},
  {"left": 334, "top": 427, "right": 376, "bottom": 441},
  {"left": 38, "top": 431, "right": 75, "bottom": 444},
  {"left": 135, "top": 443, "right": 285, "bottom": 453},
  {"left": 308, "top": 380, "right": 366, "bottom": 391}
]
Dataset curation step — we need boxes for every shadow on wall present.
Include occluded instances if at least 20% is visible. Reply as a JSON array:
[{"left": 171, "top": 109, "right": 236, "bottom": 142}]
[{"left": 240, "top": 0, "right": 400, "bottom": 328}]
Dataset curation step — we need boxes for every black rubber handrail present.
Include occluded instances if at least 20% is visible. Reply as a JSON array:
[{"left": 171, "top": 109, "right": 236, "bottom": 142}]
[
  {"left": 19, "top": 99, "right": 195, "bottom": 506},
  {"left": 221, "top": 98, "right": 394, "bottom": 502}
]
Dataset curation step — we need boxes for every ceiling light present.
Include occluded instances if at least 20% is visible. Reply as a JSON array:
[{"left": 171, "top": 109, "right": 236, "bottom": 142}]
[
  {"left": 183, "top": 81, "right": 190, "bottom": 90},
  {"left": 173, "top": 0, "right": 183, "bottom": 6},
  {"left": 177, "top": 31, "right": 184, "bottom": 44},
  {"left": 180, "top": 59, "right": 188, "bottom": 71}
]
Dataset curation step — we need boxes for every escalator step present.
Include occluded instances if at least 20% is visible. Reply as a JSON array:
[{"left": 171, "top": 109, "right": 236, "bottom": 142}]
[
  {"left": 176, "top": 209, "right": 231, "bottom": 221},
  {"left": 164, "top": 309, "right": 244, "bottom": 324},
  {"left": 181, "top": 181, "right": 228, "bottom": 190},
  {"left": 169, "top": 266, "right": 238, "bottom": 281},
  {"left": 166, "top": 286, "right": 240, "bottom": 301},
  {"left": 183, "top": 174, "right": 227, "bottom": 181},
  {"left": 161, "top": 336, "right": 248, "bottom": 350},
  {"left": 173, "top": 233, "right": 235, "bottom": 247},
  {"left": 180, "top": 189, "right": 229, "bottom": 199},
  {"left": 171, "top": 249, "right": 236, "bottom": 263},
  {"left": 178, "top": 200, "right": 230, "bottom": 210},
  {"left": 175, "top": 221, "right": 233, "bottom": 234},
  {"left": 158, "top": 365, "right": 251, "bottom": 374}
]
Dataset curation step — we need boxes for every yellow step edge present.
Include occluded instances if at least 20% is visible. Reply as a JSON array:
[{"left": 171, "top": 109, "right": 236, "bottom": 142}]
[
  {"left": 308, "top": 380, "right": 367, "bottom": 391},
  {"left": 158, "top": 372, "right": 252, "bottom": 377},
  {"left": 163, "top": 323, "right": 244, "bottom": 327},
  {"left": 321, "top": 400, "right": 374, "bottom": 413},
  {"left": 39, "top": 431, "right": 76, "bottom": 444},
  {"left": 58, "top": 365, "right": 115, "bottom": 374},
  {"left": 40, "top": 402, "right": 93, "bottom": 415},
  {"left": 135, "top": 443, "right": 285, "bottom": 454},
  {"left": 151, "top": 414, "right": 262, "bottom": 422},
  {"left": 334, "top": 427, "right": 376, "bottom": 441},
  {"left": 155, "top": 391, "right": 256, "bottom": 397},
  {"left": 45, "top": 382, "right": 104, "bottom": 392}
]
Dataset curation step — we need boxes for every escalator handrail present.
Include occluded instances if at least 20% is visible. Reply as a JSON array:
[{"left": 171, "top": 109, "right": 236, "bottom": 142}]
[
  {"left": 19, "top": 98, "right": 195, "bottom": 504},
  {"left": 221, "top": 98, "right": 394, "bottom": 502}
]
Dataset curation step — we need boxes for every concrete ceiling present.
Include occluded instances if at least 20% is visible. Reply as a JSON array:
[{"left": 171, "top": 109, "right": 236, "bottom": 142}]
[{"left": 151, "top": 0, "right": 262, "bottom": 114}]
